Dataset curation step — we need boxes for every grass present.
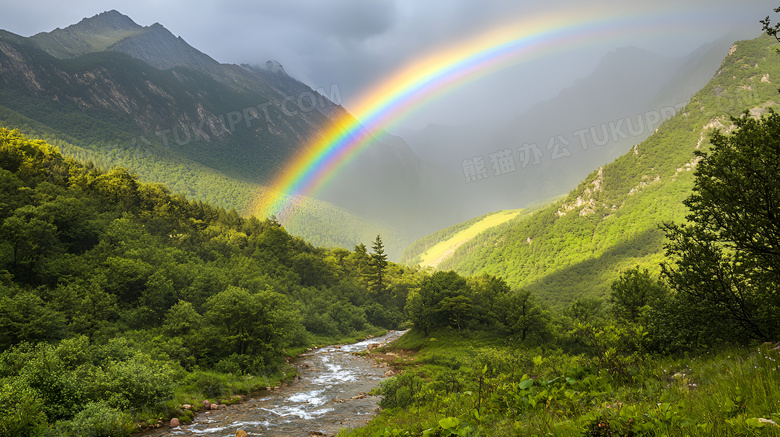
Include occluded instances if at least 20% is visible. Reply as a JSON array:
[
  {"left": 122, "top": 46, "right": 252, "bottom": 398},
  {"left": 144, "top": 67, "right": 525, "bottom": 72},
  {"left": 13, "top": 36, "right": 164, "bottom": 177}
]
[
  {"left": 417, "top": 209, "right": 527, "bottom": 268},
  {"left": 340, "top": 329, "right": 780, "bottom": 436}
]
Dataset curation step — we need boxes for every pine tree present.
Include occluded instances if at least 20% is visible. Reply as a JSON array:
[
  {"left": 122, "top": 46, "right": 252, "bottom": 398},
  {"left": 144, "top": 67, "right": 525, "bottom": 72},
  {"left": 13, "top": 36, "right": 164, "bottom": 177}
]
[{"left": 370, "top": 235, "right": 388, "bottom": 294}]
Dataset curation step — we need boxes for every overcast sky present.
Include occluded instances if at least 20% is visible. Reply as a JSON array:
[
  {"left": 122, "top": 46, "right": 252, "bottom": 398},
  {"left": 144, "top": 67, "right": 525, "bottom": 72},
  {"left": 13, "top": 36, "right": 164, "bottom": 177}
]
[{"left": 1, "top": 1, "right": 778, "bottom": 130}]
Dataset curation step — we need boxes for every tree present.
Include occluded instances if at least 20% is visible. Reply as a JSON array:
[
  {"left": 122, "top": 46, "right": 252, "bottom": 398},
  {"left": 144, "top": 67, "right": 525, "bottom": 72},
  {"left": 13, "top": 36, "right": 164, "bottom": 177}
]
[
  {"left": 350, "top": 243, "right": 370, "bottom": 279},
  {"left": 0, "top": 209, "right": 58, "bottom": 278},
  {"left": 405, "top": 271, "right": 470, "bottom": 335},
  {"left": 495, "top": 290, "right": 551, "bottom": 343},
  {"left": 609, "top": 267, "right": 667, "bottom": 324},
  {"left": 564, "top": 296, "right": 605, "bottom": 324},
  {"left": 201, "top": 286, "right": 303, "bottom": 370},
  {"left": 662, "top": 111, "right": 780, "bottom": 342},
  {"left": 470, "top": 274, "right": 510, "bottom": 328},
  {"left": 369, "top": 235, "right": 388, "bottom": 294},
  {"left": 761, "top": 7, "right": 780, "bottom": 42}
]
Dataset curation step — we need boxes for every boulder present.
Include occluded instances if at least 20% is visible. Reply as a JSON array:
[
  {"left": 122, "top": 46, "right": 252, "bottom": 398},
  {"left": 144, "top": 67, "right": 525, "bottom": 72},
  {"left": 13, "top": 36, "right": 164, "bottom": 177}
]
[
  {"left": 202, "top": 400, "right": 211, "bottom": 410},
  {"left": 384, "top": 370, "right": 395, "bottom": 377},
  {"left": 236, "top": 431, "right": 248, "bottom": 437},
  {"left": 170, "top": 418, "right": 180, "bottom": 427},
  {"left": 182, "top": 404, "right": 192, "bottom": 410},
  {"left": 210, "top": 403, "right": 219, "bottom": 410},
  {"left": 367, "top": 343, "right": 380, "bottom": 351},
  {"left": 217, "top": 404, "right": 226, "bottom": 410}
]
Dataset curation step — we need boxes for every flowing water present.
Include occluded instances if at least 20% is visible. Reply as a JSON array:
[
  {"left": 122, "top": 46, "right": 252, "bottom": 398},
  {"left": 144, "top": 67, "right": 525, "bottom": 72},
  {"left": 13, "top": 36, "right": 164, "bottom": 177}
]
[{"left": 142, "top": 330, "right": 405, "bottom": 437}]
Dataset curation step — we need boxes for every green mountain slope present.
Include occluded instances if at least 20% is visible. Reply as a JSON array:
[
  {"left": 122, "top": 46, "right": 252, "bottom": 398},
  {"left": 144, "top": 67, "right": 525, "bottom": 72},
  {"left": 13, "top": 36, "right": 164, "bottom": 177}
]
[
  {"left": 400, "top": 208, "right": 532, "bottom": 267},
  {"left": 412, "top": 34, "right": 780, "bottom": 309},
  {"left": 0, "top": 11, "right": 417, "bottom": 258}
]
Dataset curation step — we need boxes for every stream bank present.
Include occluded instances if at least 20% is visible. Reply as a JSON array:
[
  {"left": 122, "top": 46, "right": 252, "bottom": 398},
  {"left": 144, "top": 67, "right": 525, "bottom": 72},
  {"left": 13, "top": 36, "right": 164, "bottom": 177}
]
[{"left": 140, "top": 330, "right": 406, "bottom": 436}]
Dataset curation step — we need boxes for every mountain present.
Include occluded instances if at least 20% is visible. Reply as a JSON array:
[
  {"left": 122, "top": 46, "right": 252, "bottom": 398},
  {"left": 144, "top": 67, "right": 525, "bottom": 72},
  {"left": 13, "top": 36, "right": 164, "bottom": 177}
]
[
  {"left": 402, "top": 33, "right": 779, "bottom": 310},
  {"left": 402, "top": 39, "right": 736, "bottom": 226},
  {"left": 0, "top": 10, "right": 422, "bottom": 258}
]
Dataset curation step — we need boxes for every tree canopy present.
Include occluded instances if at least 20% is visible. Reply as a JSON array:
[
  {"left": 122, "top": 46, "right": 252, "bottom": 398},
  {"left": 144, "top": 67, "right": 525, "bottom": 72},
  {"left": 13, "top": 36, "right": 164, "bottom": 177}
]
[{"left": 662, "top": 111, "right": 780, "bottom": 343}]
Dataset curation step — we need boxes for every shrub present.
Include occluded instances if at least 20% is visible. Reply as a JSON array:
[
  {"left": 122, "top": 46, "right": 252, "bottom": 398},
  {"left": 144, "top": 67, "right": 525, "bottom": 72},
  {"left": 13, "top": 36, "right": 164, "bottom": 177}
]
[{"left": 60, "top": 401, "right": 135, "bottom": 437}]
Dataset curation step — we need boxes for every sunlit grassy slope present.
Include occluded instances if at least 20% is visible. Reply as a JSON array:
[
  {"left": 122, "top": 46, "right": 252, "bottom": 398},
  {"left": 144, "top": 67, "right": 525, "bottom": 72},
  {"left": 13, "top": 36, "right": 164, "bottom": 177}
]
[
  {"left": 408, "top": 209, "right": 527, "bottom": 267},
  {"left": 413, "top": 209, "right": 526, "bottom": 268}
]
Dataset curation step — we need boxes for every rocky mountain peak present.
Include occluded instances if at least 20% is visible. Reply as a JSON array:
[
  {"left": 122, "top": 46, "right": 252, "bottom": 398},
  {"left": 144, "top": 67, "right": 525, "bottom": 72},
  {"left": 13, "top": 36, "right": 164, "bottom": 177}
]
[
  {"left": 73, "top": 10, "right": 141, "bottom": 33},
  {"left": 29, "top": 9, "right": 143, "bottom": 58},
  {"left": 264, "top": 60, "right": 287, "bottom": 75}
]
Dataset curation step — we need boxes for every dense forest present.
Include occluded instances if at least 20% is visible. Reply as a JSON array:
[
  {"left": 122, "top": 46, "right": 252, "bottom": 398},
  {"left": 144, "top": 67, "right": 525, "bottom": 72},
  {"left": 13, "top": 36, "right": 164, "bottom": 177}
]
[{"left": 0, "top": 128, "right": 420, "bottom": 435}]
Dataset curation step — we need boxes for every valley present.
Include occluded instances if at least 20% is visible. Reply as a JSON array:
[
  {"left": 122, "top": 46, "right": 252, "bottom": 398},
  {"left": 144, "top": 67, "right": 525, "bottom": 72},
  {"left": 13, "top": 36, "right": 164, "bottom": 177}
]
[{"left": 2, "top": 4, "right": 780, "bottom": 437}]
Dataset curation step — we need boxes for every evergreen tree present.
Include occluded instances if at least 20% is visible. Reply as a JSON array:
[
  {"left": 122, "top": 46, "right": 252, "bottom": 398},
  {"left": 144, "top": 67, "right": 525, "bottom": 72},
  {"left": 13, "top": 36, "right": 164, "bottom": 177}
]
[{"left": 370, "top": 235, "right": 388, "bottom": 294}]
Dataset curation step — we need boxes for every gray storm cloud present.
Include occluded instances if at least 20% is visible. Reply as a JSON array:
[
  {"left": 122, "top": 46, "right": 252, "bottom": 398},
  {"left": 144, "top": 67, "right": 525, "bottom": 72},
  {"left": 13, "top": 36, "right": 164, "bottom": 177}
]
[{"left": 0, "top": 0, "right": 777, "bottom": 130}]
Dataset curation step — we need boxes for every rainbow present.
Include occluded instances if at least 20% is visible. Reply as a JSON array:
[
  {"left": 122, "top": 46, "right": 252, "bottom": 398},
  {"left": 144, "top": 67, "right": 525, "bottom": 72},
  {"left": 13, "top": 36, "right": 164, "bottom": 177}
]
[{"left": 249, "top": 6, "right": 721, "bottom": 219}]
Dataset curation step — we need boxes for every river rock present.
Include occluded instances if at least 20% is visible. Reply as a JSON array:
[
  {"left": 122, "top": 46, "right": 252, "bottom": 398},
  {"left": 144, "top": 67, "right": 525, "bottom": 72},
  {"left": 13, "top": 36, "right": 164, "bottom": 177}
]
[
  {"left": 236, "top": 431, "right": 248, "bottom": 437},
  {"left": 182, "top": 404, "right": 192, "bottom": 410},
  {"left": 367, "top": 343, "right": 380, "bottom": 351},
  {"left": 170, "top": 418, "right": 180, "bottom": 427},
  {"left": 217, "top": 404, "right": 226, "bottom": 410},
  {"left": 203, "top": 400, "right": 211, "bottom": 410},
  {"left": 384, "top": 370, "right": 395, "bottom": 377},
  {"left": 210, "top": 403, "right": 220, "bottom": 410}
]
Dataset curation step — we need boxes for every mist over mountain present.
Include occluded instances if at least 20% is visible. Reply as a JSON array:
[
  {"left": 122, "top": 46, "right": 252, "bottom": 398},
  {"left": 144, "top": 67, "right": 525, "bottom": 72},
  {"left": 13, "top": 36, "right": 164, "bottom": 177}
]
[
  {"left": 0, "top": 10, "right": 428, "bottom": 258},
  {"left": 0, "top": 10, "right": 758, "bottom": 258},
  {"left": 401, "top": 37, "right": 739, "bottom": 229},
  {"left": 402, "top": 33, "right": 780, "bottom": 309}
]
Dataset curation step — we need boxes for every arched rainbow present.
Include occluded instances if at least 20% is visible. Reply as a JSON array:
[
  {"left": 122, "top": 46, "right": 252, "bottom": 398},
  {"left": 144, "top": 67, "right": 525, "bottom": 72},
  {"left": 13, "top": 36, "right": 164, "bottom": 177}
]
[{"left": 250, "top": 6, "right": 722, "bottom": 219}]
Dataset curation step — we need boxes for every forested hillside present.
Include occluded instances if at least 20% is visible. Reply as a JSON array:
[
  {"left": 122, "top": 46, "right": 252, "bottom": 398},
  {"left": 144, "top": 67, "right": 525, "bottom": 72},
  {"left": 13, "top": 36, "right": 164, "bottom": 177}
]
[
  {"left": 419, "top": 34, "right": 780, "bottom": 309},
  {"left": 0, "top": 128, "right": 419, "bottom": 434},
  {"left": 0, "top": 12, "right": 417, "bottom": 259}
]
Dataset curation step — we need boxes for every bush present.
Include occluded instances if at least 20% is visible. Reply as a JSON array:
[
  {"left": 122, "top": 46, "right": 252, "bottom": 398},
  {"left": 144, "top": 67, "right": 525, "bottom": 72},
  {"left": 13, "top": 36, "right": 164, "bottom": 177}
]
[
  {"left": 184, "top": 371, "right": 227, "bottom": 399},
  {"left": 379, "top": 372, "right": 426, "bottom": 409},
  {"left": 59, "top": 401, "right": 135, "bottom": 437}
]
